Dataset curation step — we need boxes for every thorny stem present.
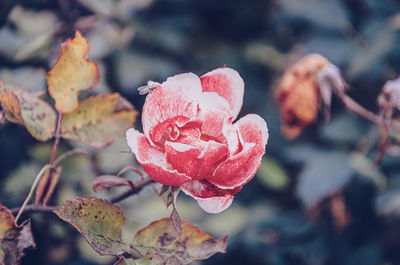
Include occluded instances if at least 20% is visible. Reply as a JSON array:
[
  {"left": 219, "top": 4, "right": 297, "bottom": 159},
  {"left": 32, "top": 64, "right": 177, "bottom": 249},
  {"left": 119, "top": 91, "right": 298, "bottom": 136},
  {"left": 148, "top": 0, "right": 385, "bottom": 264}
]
[
  {"left": 11, "top": 179, "right": 154, "bottom": 215},
  {"left": 14, "top": 164, "right": 53, "bottom": 223}
]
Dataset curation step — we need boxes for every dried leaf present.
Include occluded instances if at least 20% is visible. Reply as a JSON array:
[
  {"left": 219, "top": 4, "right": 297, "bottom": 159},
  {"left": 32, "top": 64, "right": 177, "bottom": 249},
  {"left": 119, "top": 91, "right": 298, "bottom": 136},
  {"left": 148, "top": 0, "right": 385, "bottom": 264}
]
[
  {"left": 54, "top": 196, "right": 132, "bottom": 256},
  {"left": 133, "top": 218, "right": 227, "bottom": 264},
  {"left": 0, "top": 206, "right": 14, "bottom": 237},
  {"left": 158, "top": 185, "right": 170, "bottom": 197},
  {"left": 61, "top": 93, "right": 137, "bottom": 148},
  {"left": 92, "top": 175, "right": 135, "bottom": 192},
  {"left": 0, "top": 82, "right": 56, "bottom": 141},
  {"left": 0, "top": 92, "right": 21, "bottom": 118},
  {"left": 35, "top": 166, "right": 62, "bottom": 205},
  {"left": 47, "top": 30, "right": 99, "bottom": 113},
  {"left": 275, "top": 54, "right": 329, "bottom": 139},
  {"left": 0, "top": 205, "right": 36, "bottom": 265},
  {"left": 170, "top": 207, "right": 182, "bottom": 238},
  {"left": 166, "top": 187, "right": 180, "bottom": 208}
]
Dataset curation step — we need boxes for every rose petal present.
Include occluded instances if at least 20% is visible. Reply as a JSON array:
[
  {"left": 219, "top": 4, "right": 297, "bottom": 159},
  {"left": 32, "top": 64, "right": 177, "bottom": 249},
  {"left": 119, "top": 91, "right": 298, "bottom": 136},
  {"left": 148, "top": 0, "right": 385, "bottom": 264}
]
[
  {"left": 142, "top": 73, "right": 202, "bottom": 143},
  {"left": 235, "top": 114, "right": 269, "bottom": 148},
  {"left": 178, "top": 120, "right": 202, "bottom": 140},
  {"left": 180, "top": 180, "right": 241, "bottom": 213},
  {"left": 126, "top": 128, "right": 191, "bottom": 186},
  {"left": 207, "top": 114, "right": 268, "bottom": 189},
  {"left": 208, "top": 142, "right": 260, "bottom": 189},
  {"left": 201, "top": 67, "right": 244, "bottom": 120},
  {"left": 198, "top": 92, "right": 240, "bottom": 154},
  {"left": 165, "top": 140, "right": 228, "bottom": 180},
  {"left": 140, "top": 163, "right": 191, "bottom": 187},
  {"left": 150, "top": 116, "right": 191, "bottom": 145},
  {"left": 197, "top": 197, "right": 233, "bottom": 214}
]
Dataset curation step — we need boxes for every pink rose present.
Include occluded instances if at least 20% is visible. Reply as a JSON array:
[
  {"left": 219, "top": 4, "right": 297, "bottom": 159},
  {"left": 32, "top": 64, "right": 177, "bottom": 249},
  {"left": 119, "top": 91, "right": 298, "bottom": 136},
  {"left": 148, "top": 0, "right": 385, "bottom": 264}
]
[{"left": 126, "top": 67, "right": 268, "bottom": 213}]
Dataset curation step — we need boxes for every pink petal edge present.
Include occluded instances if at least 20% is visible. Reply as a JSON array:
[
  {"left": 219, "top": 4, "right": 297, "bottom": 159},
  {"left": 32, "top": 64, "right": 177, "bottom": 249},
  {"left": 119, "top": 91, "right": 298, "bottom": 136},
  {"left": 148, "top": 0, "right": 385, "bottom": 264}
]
[
  {"left": 197, "top": 196, "right": 234, "bottom": 214},
  {"left": 207, "top": 114, "right": 268, "bottom": 189},
  {"left": 201, "top": 67, "right": 244, "bottom": 120},
  {"left": 180, "top": 180, "right": 237, "bottom": 213}
]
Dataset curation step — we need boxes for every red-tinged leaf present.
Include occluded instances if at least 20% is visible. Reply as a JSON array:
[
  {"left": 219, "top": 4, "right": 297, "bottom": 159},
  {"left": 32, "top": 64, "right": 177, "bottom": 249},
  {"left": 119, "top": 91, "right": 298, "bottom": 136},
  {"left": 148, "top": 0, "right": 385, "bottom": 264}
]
[
  {"left": 0, "top": 205, "right": 36, "bottom": 265},
  {"left": 61, "top": 93, "right": 137, "bottom": 148},
  {"left": 35, "top": 166, "right": 62, "bottom": 205},
  {"left": 92, "top": 175, "right": 135, "bottom": 192},
  {"left": 133, "top": 218, "right": 227, "bottom": 264},
  {"left": 0, "top": 82, "right": 56, "bottom": 141},
  {"left": 0, "top": 206, "right": 14, "bottom": 237},
  {"left": 54, "top": 196, "right": 132, "bottom": 256},
  {"left": 47, "top": 30, "right": 99, "bottom": 113}
]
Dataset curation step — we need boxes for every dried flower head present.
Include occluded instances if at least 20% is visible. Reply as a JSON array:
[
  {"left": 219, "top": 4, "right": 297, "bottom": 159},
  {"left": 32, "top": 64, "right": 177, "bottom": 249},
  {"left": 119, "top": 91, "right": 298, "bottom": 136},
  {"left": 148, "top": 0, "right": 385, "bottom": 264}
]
[{"left": 275, "top": 54, "right": 329, "bottom": 139}]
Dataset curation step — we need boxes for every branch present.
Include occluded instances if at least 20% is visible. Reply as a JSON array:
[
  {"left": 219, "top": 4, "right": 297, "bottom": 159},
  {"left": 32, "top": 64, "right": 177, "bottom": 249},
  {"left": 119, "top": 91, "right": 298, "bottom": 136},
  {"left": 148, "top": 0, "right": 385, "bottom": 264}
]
[
  {"left": 10, "top": 179, "right": 155, "bottom": 215},
  {"left": 334, "top": 90, "right": 400, "bottom": 132},
  {"left": 50, "top": 112, "right": 64, "bottom": 166},
  {"left": 110, "top": 179, "right": 154, "bottom": 204},
  {"left": 14, "top": 164, "right": 53, "bottom": 223},
  {"left": 11, "top": 204, "right": 59, "bottom": 215},
  {"left": 54, "top": 148, "right": 88, "bottom": 166}
]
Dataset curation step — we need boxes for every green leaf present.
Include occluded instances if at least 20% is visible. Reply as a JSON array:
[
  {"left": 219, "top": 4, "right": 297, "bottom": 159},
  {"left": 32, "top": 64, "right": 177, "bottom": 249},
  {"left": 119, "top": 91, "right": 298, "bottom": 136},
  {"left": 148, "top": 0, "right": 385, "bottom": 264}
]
[
  {"left": 0, "top": 81, "right": 56, "bottom": 141},
  {"left": 133, "top": 218, "right": 227, "bottom": 264},
  {"left": 61, "top": 93, "right": 137, "bottom": 148},
  {"left": 257, "top": 157, "right": 289, "bottom": 190},
  {"left": 54, "top": 196, "right": 132, "bottom": 256}
]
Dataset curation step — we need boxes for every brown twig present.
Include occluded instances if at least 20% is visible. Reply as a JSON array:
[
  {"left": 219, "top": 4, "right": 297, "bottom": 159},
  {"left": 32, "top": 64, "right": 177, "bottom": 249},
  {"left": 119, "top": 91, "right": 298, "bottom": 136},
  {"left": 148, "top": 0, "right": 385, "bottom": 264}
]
[
  {"left": 53, "top": 148, "right": 88, "bottom": 167},
  {"left": 10, "top": 179, "right": 154, "bottom": 215},
  {"left": 14, "top": 164, "right": 53, "bottom": 223},
  {"left": 11, "top": 204, "right": 60, "bottom": 215},
  {"left": 333, "top": 90, "right": 400, "bottom": 132},
  {"left": 50, "top": 112, "right": 64, "bottom": 166},
  {"left": 110, "top": 179, "right": 154, "bottom": 204}
]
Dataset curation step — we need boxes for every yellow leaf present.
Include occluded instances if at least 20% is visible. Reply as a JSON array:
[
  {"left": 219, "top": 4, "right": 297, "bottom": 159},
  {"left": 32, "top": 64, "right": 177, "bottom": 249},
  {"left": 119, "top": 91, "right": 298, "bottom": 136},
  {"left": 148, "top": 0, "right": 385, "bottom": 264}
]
[
  {"left": 134, "top": 218, "right": 227, "bottom": 264},
  {"left": 47, "top": 31, "right": 99, "bottom": 113},
  {"left": 61, "top": 93, "right": 137, "bottom": 148},
  {"left": 0, "top": 82, "right": 56, "bottom": 141}
]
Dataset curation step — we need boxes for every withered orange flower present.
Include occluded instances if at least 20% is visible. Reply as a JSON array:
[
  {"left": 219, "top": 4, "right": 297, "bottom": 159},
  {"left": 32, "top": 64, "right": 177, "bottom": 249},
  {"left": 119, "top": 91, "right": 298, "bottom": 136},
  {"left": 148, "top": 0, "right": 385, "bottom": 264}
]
[{"left": 275, "top": 54, "right": 329, "bottom": 139}]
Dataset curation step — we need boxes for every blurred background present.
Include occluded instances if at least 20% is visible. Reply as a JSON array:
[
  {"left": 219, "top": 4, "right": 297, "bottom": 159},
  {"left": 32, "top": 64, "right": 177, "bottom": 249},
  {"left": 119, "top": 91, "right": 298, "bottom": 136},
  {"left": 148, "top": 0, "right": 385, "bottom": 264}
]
[{"left": 1, "top": 0, "right": 400, "bottom": 264}]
